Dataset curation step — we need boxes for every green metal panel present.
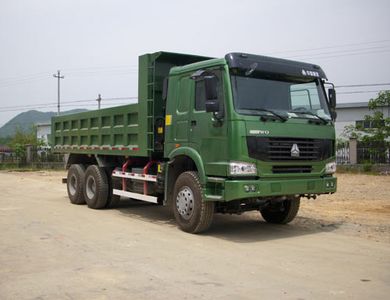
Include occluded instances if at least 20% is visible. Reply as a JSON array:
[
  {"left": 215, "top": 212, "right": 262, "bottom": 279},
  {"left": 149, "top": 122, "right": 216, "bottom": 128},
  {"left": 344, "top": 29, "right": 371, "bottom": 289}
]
[
  {"left": 204, "top": 176, "right": 337, "bottom": 201},
  {"left": 51, "top": 104, "right": 146, "bottom": 156},
  {"left": 52, "top": 51, "right": 212, "bottom": 157}
]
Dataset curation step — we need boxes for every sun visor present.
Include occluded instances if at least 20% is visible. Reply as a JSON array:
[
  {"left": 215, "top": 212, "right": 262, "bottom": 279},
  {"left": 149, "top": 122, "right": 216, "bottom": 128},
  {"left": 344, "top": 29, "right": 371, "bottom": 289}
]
[{"left": 225, "top": 53, "right": 327, "bottom": 81}]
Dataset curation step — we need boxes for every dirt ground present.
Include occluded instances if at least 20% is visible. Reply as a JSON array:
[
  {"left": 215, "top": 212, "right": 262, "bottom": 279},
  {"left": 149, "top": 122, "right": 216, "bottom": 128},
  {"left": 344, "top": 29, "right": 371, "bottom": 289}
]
[
  {"left": 0, "top": 171, "right": 389, "bottom": 299},
  {"left": 296, "top": 173, "right": 390, "bottom": 243}
]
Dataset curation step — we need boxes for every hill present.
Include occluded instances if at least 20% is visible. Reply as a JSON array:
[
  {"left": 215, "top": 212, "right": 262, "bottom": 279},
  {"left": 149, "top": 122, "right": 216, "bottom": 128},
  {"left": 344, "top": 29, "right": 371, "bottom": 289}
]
[{"left": 0, "top": 109, "right": 87, "bottom": 137}]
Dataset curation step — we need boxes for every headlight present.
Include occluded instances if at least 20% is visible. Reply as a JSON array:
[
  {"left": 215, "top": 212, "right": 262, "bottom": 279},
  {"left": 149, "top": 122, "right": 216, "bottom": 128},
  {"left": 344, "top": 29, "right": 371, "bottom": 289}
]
[
  {"left": 325, "top": 161, "right": 336, "bottom": 174},
  {"left": 229, "top": 161, "right": 257, "bottom": 176}
]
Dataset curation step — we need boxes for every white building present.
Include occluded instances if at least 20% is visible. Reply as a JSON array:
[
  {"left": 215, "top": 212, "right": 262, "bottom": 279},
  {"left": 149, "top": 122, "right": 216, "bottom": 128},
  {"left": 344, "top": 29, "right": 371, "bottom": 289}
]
[
  {"left": 335, "top": 101, "right": 390, "bottom": 138},
  {"left": 36, "top": 122, "right": 51, "bottom": 145}
]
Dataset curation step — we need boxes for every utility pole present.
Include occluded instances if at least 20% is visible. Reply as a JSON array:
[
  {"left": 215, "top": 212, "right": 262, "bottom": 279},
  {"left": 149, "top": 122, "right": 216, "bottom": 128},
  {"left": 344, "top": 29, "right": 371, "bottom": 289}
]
[
  {"left": 97, "top": 94, "right": 102, "bottom": 109},
  {"left": 53, "top": 70, "right": 64, "bottom": 115}
]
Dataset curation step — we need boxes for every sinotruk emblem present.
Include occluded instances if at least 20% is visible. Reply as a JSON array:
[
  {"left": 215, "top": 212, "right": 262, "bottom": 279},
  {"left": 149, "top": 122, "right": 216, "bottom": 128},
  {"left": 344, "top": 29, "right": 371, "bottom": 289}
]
[{"left": 291, "top": 143, "right": 300, "bottom": 157}]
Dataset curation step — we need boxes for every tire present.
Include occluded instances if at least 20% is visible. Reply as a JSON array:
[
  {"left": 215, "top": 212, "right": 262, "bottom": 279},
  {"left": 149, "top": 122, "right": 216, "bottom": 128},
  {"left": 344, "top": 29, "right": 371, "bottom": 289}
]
[
  {"left": 172, "top": 171, "right": 214, "bottom": 233},
  {"left": 260, "top": 197, "right": 300, "bottom": 224},
  {"left": 67, "top": 164, "right": 86, "bottom": 205},
  {"left": 83, "top": 165, "right": 109, "bottom": 209}
]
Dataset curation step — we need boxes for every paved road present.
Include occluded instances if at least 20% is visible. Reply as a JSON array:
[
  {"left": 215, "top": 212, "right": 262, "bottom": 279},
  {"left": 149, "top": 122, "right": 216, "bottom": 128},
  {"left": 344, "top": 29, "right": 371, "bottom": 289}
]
[{"left": 0, "top": 171, "right": 389, "bottom": 299}]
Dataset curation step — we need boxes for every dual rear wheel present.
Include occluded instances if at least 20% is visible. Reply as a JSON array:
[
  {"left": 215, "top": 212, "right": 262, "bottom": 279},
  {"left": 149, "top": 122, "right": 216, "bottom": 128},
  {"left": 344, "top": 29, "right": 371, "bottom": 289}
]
[{"left": 66, "top": 164, "right": 119, "bottom": 209}]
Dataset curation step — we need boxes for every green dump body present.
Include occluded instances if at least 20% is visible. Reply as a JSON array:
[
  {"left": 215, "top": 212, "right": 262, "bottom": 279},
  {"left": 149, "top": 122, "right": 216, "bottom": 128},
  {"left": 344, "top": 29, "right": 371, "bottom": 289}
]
[{"left": 51, "top": 52, "right": 210, "bottom": 157}]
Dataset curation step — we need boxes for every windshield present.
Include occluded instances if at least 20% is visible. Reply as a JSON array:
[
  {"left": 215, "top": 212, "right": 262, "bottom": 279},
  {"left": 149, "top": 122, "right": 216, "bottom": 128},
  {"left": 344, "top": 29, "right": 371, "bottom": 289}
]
[{"left": 231, "top": 75, "right": 331, "bottom": 120}]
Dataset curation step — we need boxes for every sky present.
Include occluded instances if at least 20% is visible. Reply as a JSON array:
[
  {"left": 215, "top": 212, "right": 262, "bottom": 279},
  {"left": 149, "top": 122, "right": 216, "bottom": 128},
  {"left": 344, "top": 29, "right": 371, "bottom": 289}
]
[{"left": 0, "top": 0, "right": 389, "bottom": 126}]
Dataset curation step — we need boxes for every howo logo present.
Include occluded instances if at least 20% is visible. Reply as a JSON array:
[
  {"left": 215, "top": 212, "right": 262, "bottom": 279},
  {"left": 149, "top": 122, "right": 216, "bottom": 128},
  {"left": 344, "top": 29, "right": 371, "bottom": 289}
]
[
  {"left": 291, "top": 143, "right": 300, "bottom": 157},
  {"left": 249, "top": 130, "right": 270, "bottom": 135}
]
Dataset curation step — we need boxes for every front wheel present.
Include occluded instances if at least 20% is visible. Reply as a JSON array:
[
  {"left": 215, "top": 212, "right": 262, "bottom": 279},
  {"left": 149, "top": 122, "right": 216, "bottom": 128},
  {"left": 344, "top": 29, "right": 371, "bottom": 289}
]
[
  {"left": 260, "top": 197, "right": 300, "bottom": 224},
  {"left": 173, "top": 171, "right": 214, "bottom": 233}
]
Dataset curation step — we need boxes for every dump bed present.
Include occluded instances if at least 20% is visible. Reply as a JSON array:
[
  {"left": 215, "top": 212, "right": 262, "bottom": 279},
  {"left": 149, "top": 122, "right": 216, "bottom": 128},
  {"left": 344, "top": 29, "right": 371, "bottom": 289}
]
[
  {"left": 52, "top": 51, "right": 211, "bottom": 158},
  {"left": 52, "top": 103, "right": 144, "bottom": 156}
]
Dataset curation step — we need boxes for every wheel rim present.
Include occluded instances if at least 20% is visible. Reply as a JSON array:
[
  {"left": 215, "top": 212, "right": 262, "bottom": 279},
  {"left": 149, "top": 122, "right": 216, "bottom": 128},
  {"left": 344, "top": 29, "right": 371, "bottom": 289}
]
[
  {"left": 176, "top": 186, "right": 194, "bottom": 220},
  {"left": 69, "top": 174, "right": 77, "bottom": 196},
  {"left": 86, "top": 175, "right": 96, "bottom": 199}
]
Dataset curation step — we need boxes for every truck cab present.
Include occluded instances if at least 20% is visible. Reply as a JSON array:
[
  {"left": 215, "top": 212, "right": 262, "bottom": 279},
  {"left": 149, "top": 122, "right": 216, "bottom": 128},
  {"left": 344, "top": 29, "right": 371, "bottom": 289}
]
[{"left": 163, "top": 52, "right": 337, "bottom": 230}]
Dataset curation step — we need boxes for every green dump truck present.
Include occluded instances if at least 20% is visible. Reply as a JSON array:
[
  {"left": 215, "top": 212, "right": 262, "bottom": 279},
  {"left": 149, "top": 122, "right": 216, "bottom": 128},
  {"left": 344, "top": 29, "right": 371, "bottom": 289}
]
[{"left": 52, "top": 51, "right": 337, "bottom": 233}]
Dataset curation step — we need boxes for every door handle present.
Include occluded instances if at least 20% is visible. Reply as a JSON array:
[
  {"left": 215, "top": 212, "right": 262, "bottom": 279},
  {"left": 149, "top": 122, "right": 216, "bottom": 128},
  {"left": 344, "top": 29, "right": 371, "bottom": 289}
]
[{"left": 191, "top": 120, "right": 197, "bottom": 126}]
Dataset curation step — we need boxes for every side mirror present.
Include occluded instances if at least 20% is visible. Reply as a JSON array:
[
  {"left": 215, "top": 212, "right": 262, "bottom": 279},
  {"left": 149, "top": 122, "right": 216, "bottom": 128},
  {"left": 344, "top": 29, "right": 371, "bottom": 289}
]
[
  {"left": 328, "top": 88, "right": 336, "bottom": 109},
  {"left": 204, "top": 75, "right": 220, "bottom": 113},
  {"left": 205, "top": 99, "right": 220, "bottom": 113},
  {"left": 204, "top": 75, "right": 218, "bottom": 101}
]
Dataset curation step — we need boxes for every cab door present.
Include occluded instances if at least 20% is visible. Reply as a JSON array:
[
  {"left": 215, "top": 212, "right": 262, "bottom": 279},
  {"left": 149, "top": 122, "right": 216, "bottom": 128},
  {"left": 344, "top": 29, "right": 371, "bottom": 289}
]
[
  {"left": 172, "top": 76, "right": 192, "bottom": 145},
  {"left": 189, "top": 69, "right": 228, "bottom": 177}
]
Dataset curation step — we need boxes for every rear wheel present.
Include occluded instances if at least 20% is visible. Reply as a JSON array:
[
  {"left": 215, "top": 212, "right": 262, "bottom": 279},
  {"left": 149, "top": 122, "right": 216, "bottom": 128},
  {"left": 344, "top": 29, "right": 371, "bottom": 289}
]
[
  {"left": 260, "top": 197, "right": 300, "bottom": 224},
  {"left": 173, "top": 171, "right": 214, "bottom": 233},
  {"left": 84, "top": 165, "right": 109, "bottom": 209},
  {"left": 67, "top": 164, "right": 86, "bottom": 205}
]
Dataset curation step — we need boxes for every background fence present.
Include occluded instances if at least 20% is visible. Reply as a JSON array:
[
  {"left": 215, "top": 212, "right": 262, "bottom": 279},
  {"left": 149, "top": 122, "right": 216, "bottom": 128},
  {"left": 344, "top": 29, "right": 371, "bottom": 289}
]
[
  {"left": 336, "top": 139, "right": 390, "bottom": 164},
  {"left": 0, "top": 146, "right": 65, "bottom": 169}
]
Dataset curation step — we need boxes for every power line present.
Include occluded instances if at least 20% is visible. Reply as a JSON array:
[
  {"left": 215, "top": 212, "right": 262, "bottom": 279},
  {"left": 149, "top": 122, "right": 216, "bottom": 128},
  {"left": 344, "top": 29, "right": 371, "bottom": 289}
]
[
  {"left": 0, "top": 67, "right": 137, "bottom": 88},
  {"left": 0, "top": 72, "right": 51, "bottom": 83},
  {"left": 62, "top": 64, "right": 137, "bottom": 72},
  {"left": 0, "top": 102, "right": 135, "bottom": 113},
  {"left": 1, "top": 85, "right": 389, "bottom": 112},
  {"left": 266, "top": 39, "right": 390, "bottom": 55},
  {"left": 0, "top": 64, "right": 137, "bottom": 82},
  {"left": 0, "top": 97, "right": 137, "bottom": 110},
  {"left": 338, "top": 90, "right": 390, "bottom": 95},
  {"left": 0, "top": 75, "right": 51, "bottom": 88},
  {"left": 285, "top": 45, "right": 390, "bottom": 59},
  {"left": 0, "top": 97, "right": 138, "bottom": 112},
  {"left": 336, "top": 83, "right": 390, "bottom": 88},
  {"left": 284, "top": 49, "right": 390, "bottom": 61}
]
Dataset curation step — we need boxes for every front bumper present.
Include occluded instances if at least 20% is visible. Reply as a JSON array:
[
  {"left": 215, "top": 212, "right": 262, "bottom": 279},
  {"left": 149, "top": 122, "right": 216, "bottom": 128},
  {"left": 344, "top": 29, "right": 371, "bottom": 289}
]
[{"left": 204, "top": 176, "right": 337, "bottom": 201}]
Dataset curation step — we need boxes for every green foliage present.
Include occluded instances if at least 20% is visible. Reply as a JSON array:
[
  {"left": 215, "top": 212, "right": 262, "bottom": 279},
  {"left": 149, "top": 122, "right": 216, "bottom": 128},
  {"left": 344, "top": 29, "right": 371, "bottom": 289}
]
[
  {"left": 8, "top": 126, "right": 44, "bottom": 159},
  {"left": 341, "top": 124, "right": 362, "bottom": 140},
  {"left": 361, "top": 91, "right": 390, "bottom": 162},
  {"left": 364, "top": 91, "right": 390, "bottom": 138},
  {"left": 341, "top": 91, "right": 390, "bottom": 143},
  {"left": 340, "top": 91, "right": 390, "bottom": 163},
  {"left": 362, "top": 163, "right": 373, "bottom": 172},
  {"left": 0, "top": 136, "right": 12, "bottom": 145},
  {"left": 336, "top": 137, "right": 348, "bottom": 150}
]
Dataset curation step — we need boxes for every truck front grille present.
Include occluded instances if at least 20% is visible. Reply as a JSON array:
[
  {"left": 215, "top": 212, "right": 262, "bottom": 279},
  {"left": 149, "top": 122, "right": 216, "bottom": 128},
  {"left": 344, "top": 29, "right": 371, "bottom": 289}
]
[
  {"left": 272, "top": 165, "right": 313, "bottom": 174},
  {"left": 246, "top": 137, "right": 333, "bottom": 161}
]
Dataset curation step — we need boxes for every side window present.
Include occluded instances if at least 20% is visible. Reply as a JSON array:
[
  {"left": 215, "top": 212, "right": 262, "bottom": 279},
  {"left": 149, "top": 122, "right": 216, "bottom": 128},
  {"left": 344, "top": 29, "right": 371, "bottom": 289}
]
[
  {"left": 290, "top": 82, "right": 321, "bottom": 110},
  {"left": 195, "top": 70, "right": 223, "bottom": 112}
]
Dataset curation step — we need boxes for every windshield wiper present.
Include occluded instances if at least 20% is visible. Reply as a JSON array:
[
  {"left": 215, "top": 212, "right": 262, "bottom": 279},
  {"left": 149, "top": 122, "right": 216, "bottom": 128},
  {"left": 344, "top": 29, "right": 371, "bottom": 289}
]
[
  {"left": 290, "top": 108, "right": 329, "bottom": 124},
  {"left": 254, "top": 108, "right": 288, "bottom": 122}
]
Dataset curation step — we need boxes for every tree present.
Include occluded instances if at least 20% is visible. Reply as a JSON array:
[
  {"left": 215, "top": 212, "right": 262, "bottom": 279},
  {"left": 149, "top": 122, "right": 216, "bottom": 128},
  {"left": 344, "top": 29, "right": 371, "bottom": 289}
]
[
  {"left": 8, "top": 126, "right": 44, "bottom": 160},
  {"left": 357, "top": 91, "right": 390, "bottom": 163},
  {"left": 361, "top": 91, "right": 390, "bottom": 138},
  {"left": 341, "top": 124, "right": 362, "bottom": 140},
  {"left": 0, "top": 136, "right": 12, "bottom": 145}
]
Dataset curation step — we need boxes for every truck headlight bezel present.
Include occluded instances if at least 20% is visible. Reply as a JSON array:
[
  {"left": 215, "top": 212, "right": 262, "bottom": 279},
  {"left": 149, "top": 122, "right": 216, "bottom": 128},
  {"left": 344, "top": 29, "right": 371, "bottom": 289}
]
[
  {"left": 229, "top": 161, "right": 257, "bottom": 176},
  {"left": 325, "top": 161, "right": 337, "bottom": 174}
]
